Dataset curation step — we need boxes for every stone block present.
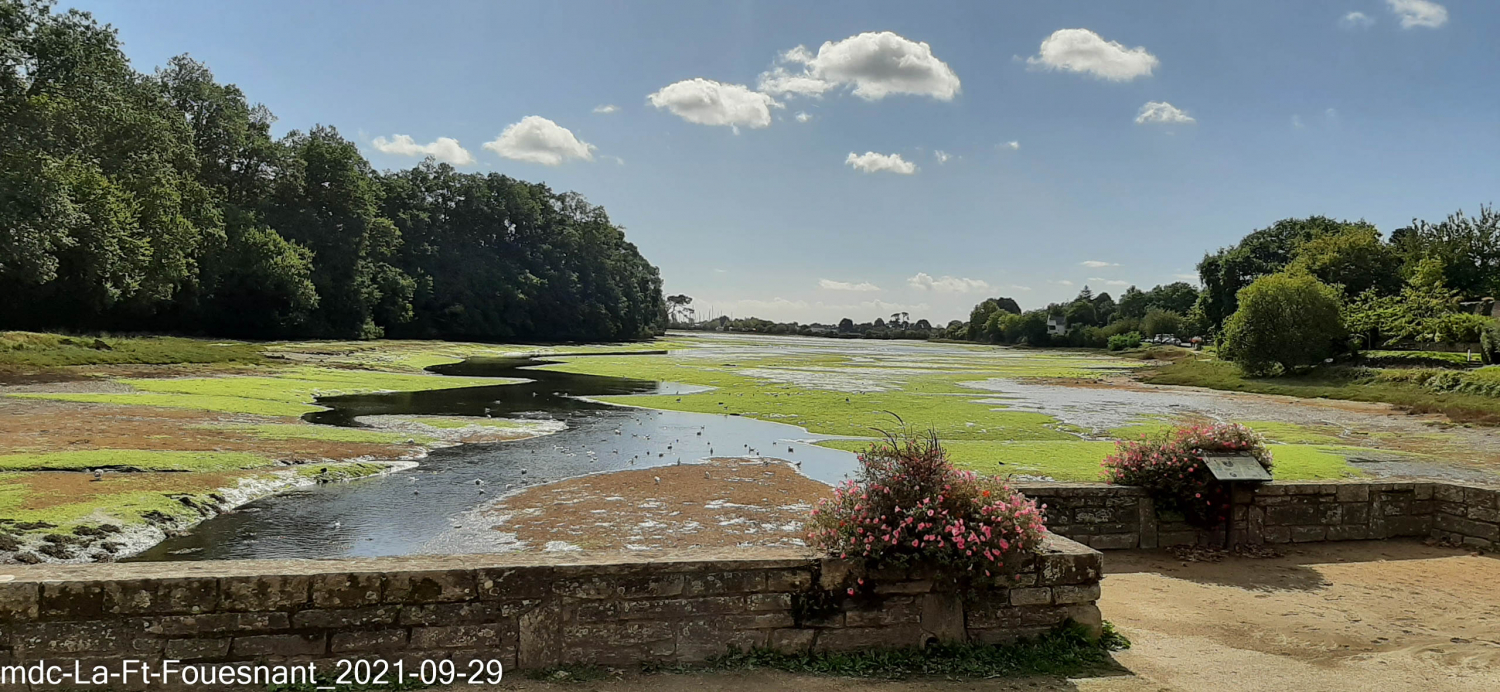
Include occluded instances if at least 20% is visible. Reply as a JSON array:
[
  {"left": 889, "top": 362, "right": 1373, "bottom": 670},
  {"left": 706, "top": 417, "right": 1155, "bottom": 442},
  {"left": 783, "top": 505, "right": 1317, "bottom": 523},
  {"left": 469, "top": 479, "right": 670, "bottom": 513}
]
[
  {"left": 1335, "top": 484, "right": 1371, "bottom": 502},
  {"left": 1435, "top": 513, "right": 1500, "bottom": 542},
  {"left": 1414, "top": 484, "right": 1434, "bottom": 501},
  {"left": 311, "top": 573, "right": 382, "bottom": 608},
  {"left": 164, "top": 637, "right": 231, "bottom": 661},
  {"left": 13, "top": 621, "right": 138, "bottom": 655},
  {"left": 746, "top": 592, "right": 793, "bottom": 612},
  {"left": 1433, "top": 484, "right": 1467, "bottom": 503},
  {"left": 517, "top": 601, "right": 561, "bottom": 670},
  {"left": 1159, "top": 530, "right": 1200, "bottom": 546},
  {"left": 1038, "top": 549, "right": 1101, "bottom": 585},
  {"left": 1053, "top": 584, "right": 1101, "bottom": 605},
  {"left": 873, "top": 580, "right": 932, "bottom": 595},
  {"left": 103, "top": 578, "right": 218, "bottom": 615},
  {"left": 219, "top": 575, "right": 310, "bottom": 612},
  {"left": 619, "top": 596, "right": 743, "bottom": 620},
  {"left": 764, "top": 569, "right": 813, "bottom": 592},
  {"left": 38, "top": 581, "right": 105, "bottom": 620},
  {"left": 674, "top": 619, "right": 766, "bottom": 661},
  {"left": 815, "top": 626, "right": 921, "bottom": 652},
  {"left": 1325, "top": 525, "right": 1371, "bottom": 541},
  {"left": 721, "top": 612, "right": 796, "bottom": 629},
  {"left": 330, "top": 629, "right": 408, "bottom": 653},
  {"left": 1467, "top": 506, "right": 1500, "bottom": 523},
  {"left": 384, "top": 569, "right": 476, "bottom": 604},
  {"left": 552, "top": 574, "right": 683, "bottom": 600},
  {"left": 477, "top": 567, "right": 553, "bottom": 601},
  {"left": 1383, "top": 515, "right": 1431, "bottom": 536},
  {"left": 1009, "top": 588, "right": 1052, "bottom": 606},
  {"left": 145, "top": 612, "right": 289, "bottom": 637},
  {"left": 683, "top": 571, "right": 765, "bottom": 596},
  {"left": 1065, "top": 604, "right": 1104, "bottom": 637},
  {"left": 230, "top": 633, "right": 325, "bottom": 658},
  {"left": 292, "top": 605, "right": 400, "bottom": 629},
  {"left": 920, "top": 593, "right": 964, "bottom": 643},
  {"left": 410, "top": 624, "right": 506, "bottom": 650},
  {"left": 0, "top": 582, "right": 39, "bottom": 620},
  {"left": 769, "top": 628, "right": 815, "bottom": 653},
  {"left": 1087, "top": 533, "right": 1137, "bottom": 550},
  {"left": 1465, "top": 487, "right": 1499, "bottom": 509},
  {"left": 846, "top": 597, "right": 920, "bottom": 627},
  {"left": 1262, "top": 526, "right": 1291, "bottom": 543},
  {"left": 1340, "top": 503, "right": 1371, "bottom": 526},
  {"left": 399, "top": 601, "right": 527, "bottom": 625},
  {"left": 1290, "top": 526, "right": 1327, "bottom": 542}
]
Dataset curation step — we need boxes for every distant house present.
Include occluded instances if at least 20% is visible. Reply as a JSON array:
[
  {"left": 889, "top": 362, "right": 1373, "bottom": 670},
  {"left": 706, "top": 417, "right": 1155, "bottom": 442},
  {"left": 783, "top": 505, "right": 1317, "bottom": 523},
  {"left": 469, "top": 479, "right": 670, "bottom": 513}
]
[{"left": 1046, "top": 315, "right": 1067, "bottom": 335}]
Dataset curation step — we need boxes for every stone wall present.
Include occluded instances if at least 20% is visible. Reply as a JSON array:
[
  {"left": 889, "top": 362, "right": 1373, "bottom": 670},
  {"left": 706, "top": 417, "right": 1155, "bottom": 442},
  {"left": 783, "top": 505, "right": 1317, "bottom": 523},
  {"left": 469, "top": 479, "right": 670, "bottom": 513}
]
[
  {"left": 0, "top": 536, "right": 1101, "bottom": 682},
  {"left": 1017, "top": 480, "right": 1499, "bottom": 551}
]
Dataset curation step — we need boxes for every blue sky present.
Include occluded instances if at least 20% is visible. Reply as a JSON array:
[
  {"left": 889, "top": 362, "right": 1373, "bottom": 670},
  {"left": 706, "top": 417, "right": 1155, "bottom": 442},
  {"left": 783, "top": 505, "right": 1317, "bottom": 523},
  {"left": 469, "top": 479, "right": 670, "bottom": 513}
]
[{"left": 70, "top": 0, "right": 1499, "bottom": 324}]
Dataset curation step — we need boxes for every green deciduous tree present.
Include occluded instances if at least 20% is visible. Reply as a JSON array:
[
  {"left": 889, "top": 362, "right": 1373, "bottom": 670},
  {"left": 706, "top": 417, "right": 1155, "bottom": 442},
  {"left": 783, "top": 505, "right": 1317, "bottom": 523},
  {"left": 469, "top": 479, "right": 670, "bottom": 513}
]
[{"left": 1220, "top": 273, "right": 1347, "bottom": 376}]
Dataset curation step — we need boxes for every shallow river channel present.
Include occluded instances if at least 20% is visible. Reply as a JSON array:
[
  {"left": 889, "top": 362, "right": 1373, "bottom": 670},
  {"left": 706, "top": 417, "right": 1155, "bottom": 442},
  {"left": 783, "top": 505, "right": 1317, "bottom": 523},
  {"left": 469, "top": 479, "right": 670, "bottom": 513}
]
[{"left": 131, "top": 356, "right": 859, "bottom": 561}]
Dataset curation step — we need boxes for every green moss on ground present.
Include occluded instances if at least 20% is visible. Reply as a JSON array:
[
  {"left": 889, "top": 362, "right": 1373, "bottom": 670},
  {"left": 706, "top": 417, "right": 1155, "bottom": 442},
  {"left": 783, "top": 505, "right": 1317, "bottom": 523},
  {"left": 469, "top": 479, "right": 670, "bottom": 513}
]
[
  {"left": 0, "top": 331, "right": 265, "bottom": 369},
  {"left": 12, "top": 366, "right": 510, "bottom": 416},
  {"left": 1142, "top": 358, "right": 1500, "bottom": 425},
  {"left": 0, "top": 449, "right": 274, "bottom": 472},
  {"left": 293, "top": 462, "right": 390, "bottom": 481},
  {"left": 199, "top": 423, "right": 433, "bottom": 445}
]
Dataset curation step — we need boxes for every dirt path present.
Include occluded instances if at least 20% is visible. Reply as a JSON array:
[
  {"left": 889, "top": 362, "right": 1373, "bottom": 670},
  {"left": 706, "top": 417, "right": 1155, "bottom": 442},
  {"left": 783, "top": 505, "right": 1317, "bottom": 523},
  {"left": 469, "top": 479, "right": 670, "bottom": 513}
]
[{"left": 1095, "top": 540, "right": 1500, "bottom": 691}]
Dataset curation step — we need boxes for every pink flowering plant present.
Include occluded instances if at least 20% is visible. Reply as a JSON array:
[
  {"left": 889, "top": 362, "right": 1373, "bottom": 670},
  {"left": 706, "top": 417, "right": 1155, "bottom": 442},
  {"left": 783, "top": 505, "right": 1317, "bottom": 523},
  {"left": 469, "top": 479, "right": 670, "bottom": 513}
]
[
  {"left": 1102, "top": 422, "right": 1272, "bottom": 527},
  {"left": 807, "top": 428, "right": 1047, "bottom": 582}
]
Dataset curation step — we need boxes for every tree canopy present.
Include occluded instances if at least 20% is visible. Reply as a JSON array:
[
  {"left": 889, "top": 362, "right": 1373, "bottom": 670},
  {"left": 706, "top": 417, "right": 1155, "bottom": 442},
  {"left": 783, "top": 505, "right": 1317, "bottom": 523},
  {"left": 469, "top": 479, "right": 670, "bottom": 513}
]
[{"left": 0, "top": 1, "right": 664, "bottom": 341}]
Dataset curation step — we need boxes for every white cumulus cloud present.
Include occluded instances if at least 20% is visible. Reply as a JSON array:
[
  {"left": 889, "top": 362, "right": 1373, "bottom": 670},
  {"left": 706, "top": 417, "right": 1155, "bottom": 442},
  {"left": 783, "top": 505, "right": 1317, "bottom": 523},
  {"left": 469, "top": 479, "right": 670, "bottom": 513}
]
[
  {"left": 908, "top": 273, "right": 990, "bottom": 293},
  {"left": 819, "top": 279, "right": 881, "bottom": 292},
  {"left": 1387, "top": 0, "right": 1447, "bottom": 28},
  {"left": 648, "top": 78, "right": 780, "bottom": 131},
  {"left": 482, "top": 116, "right": 595, "bottom": 166},
  {"left": 1001, "top": 141, "right": 1020, "bottom": 150},
  {"left": 846, "top": 151, "right": 917, "bottom": 175},
  {"left": 934, "top": 150, "right": 951, "bottom": 164},
  {"left": 593, "top": 104, "right": 619, "bottom": 114},
  {"left": 370, "top": 135, "right": 475, "bottom": 166},
  {"left": 759, "top": 31, "right": 961, "bottom": 101},
  {"left": 1081, "top": 260, "right": 1118, "bottom": 268},
  {"left": 1049, "top": 280, "right": 1075, "bottom": 287},
  {"left": 795, "top": 111, "right": 813, "bottom": 123},
  {"left": 1340, "top": 11, "right": 1376, "bottom": 29},
  {"left": 1028, "top": 29, "right": 1159, "bottom": 81},
  {"left": 1135, "top": 101, "right": 1196, "bottom": 125}
]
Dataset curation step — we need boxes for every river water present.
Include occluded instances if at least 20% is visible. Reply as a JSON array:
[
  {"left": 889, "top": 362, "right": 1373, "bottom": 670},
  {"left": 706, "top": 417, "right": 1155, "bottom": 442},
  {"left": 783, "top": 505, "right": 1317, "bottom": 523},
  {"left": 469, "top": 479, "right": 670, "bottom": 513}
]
[{"left": 130, "top": 356, "right": 860, "bottom": 561}]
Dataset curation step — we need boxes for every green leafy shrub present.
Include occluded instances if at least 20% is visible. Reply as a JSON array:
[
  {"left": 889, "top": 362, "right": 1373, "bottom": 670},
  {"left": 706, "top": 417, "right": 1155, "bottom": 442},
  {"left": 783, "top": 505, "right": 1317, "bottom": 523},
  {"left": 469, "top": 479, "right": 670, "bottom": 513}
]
[
  {"left": 1479, "top": 321, "right": 1500, "bottom": 365},
  {"left": 1107, "top": 332, "right": 1143, "bottom": 351},
  {"left": 1220, "top": 273, "right": 1347, "bottom": 376},
  {"left": 1102, "top": 423, "right": 1272, "bottom": 527},
  {"left": 807, "top": 429, "right": 1046, "bottom": 580}
]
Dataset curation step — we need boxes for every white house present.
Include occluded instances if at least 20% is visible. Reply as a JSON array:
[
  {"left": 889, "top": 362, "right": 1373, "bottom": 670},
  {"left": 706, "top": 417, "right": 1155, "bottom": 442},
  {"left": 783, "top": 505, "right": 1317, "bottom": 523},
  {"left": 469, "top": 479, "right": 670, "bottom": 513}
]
[{"left": 1046, "top": 314, "right": 1067, "bottom": 335}]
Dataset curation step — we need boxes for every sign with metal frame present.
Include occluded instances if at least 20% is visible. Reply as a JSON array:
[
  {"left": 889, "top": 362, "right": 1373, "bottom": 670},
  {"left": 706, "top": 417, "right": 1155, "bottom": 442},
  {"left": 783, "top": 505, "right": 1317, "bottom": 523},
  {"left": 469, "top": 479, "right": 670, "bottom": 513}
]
[{"left": 1202, "top": 453, "right": 1272, "bottom": 482}]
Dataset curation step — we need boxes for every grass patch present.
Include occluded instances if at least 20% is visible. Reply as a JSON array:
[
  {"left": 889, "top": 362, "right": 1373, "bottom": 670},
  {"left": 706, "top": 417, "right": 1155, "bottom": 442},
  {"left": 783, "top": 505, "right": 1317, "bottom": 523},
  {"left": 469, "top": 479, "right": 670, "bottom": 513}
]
[
  {"left": 203, "top": 423, "right": 433, "bottom": 445},
  {"left": 12, "top": 366, "right": 511, "bottom": 416},
  {"left": 0, "top": 331, "right": 264, "bottom": 368},
  {"left": 1142, "top": 358, "right": 1500, "bottom": 425},
  {"left": 816, "top": 438, "right": 1362, "bottom": 481},
  {"left": 0, "top": 470, "right": 249, "bottom": 535},
  {"left": 407, "top": 417, "right": 530, "bottom": 430},
  {"left": 0, "top": 449, "right": 273, "bottom": 472},
  {"left": 294, "top": 462, "right": 390, "bottom": 481}
]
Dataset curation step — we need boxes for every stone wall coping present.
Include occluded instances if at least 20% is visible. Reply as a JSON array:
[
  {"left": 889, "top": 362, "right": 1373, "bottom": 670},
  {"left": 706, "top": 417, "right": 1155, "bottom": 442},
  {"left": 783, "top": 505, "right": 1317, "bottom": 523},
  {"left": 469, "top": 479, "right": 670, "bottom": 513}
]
[{"left": 0, "top": 535, "right": 1091, "bottom": 584}]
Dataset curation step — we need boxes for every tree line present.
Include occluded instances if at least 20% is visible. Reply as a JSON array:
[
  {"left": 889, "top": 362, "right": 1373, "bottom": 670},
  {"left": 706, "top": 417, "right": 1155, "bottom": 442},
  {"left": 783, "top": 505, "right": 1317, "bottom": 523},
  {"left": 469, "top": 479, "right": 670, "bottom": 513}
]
[
  {"left": 0, "top": 1, "right": 665, "bottom": 341},
  {"left": 946, "top": 211, "right": 1500, "bottom": 368}
]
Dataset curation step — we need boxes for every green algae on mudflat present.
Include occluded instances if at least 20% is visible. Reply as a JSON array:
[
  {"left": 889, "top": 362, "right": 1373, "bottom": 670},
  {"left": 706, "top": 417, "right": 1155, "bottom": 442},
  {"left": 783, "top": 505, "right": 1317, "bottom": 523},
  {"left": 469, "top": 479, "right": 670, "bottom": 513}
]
[
  {"left": 10, "top": 366, "right": 511, "bottom": 416},
  {"left": 813, "top": 438, "right": 1366, "bottom": 482},
  {"left": 0, "top": 449, "right": 274, "bottom": 472}
]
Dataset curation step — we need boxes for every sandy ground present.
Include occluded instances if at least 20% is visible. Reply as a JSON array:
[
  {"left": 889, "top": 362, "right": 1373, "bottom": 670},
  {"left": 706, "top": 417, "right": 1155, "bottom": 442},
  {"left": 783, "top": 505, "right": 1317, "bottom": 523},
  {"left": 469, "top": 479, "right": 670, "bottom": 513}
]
[
  {"left": 483, "top": 540, "right": 1499, "bottom": 691},
  {"left": 486, "top": 457, "right": 829, "bottom": 551}
]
